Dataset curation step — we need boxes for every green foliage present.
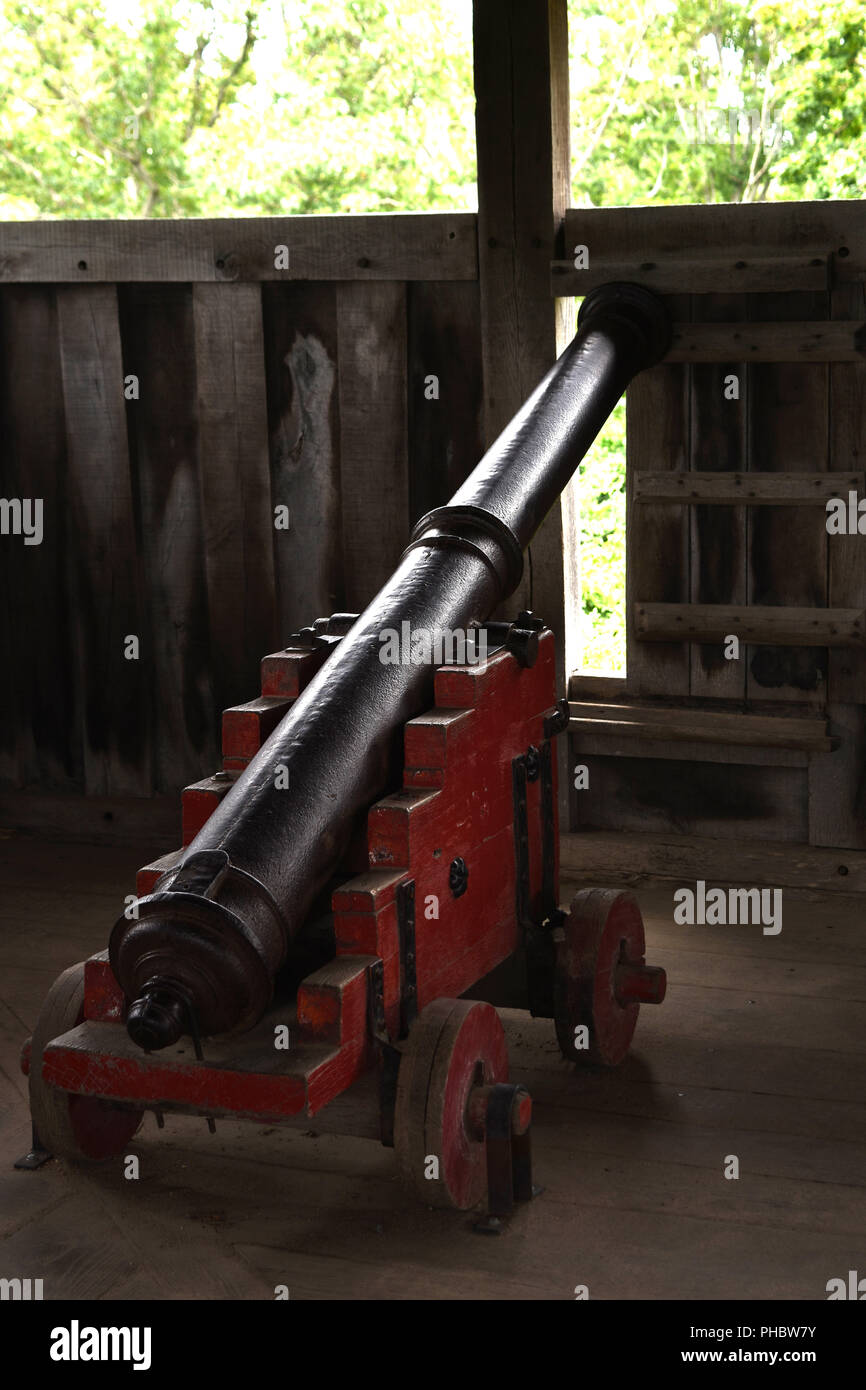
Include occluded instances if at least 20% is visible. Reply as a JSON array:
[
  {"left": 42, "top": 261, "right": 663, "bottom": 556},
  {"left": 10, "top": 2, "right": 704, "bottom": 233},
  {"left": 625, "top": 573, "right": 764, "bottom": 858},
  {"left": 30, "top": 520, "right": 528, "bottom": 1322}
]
[
  {"left": 237, "top": 0, "right": 476, "bottom": 214},
  {"left": 0, "top": 0, "right": 476, "bottom": 218},
  {"left": 569, "top": 0, "right": 866, "bottom": 207},
  {"left": 576, "top": 398, "right": 627, "bottom": 673},
  {"left": 1, "top": 1, "right": 259, "bottom": 216}
]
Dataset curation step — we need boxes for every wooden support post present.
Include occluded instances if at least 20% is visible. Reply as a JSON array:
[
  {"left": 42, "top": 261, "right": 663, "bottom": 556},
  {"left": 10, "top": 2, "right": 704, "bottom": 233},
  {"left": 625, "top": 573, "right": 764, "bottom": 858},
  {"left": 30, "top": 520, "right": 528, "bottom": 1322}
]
[
  {"left": 473, "top": 0, "right": 574, "bottom": 825},
  {"left": 810, "top": 277, "right": 866, "bottom": 848}
]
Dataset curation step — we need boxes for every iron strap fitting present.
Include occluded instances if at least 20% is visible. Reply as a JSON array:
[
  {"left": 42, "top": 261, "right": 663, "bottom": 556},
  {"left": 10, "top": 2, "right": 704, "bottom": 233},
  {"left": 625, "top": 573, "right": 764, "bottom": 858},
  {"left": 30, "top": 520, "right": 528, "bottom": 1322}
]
[
  {"left": 513, "top": 738, "right": 561, "bottom": 1017},
  {"left": 366, "top": 957, "right": 402, "bottom": 1149},
  {"left": 474, "top": 1082, "right": 538, "bottom": 1234}
]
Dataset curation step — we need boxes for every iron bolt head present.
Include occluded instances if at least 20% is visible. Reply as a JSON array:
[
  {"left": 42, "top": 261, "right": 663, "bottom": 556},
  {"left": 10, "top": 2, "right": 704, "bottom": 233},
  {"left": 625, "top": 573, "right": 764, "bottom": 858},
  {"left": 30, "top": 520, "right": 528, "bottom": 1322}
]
[{"left": 449, "top": 856, "right": 469, "bottom": 898}]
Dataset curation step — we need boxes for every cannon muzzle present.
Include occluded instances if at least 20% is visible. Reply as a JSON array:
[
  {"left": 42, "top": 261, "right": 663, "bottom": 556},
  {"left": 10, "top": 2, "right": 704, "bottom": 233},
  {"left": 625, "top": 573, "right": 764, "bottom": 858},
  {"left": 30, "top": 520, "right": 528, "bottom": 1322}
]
[{"left": 110, "top": 282, "right": 671, "bottom": 1048}]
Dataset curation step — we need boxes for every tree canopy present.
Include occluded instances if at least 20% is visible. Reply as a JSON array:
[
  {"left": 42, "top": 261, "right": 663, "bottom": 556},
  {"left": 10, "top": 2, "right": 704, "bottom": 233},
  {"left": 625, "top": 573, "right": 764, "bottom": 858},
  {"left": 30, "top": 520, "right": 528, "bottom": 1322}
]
[
  {"left": 2, "top": 0, "right": 865, "bottom": 219},
  {"left": 0, "top": 0, "right": 476, "bottom": 218},
  {"left": 570, "top": 0, "right": 866, "bottom": 207}
]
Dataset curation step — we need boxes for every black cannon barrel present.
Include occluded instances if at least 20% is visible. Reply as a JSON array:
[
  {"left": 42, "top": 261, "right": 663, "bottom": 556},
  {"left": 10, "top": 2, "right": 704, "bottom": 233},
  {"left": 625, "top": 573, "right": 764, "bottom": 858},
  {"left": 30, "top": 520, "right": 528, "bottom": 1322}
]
[{"left": 111, "top": 283, "right": 671, "bottom": 1050}]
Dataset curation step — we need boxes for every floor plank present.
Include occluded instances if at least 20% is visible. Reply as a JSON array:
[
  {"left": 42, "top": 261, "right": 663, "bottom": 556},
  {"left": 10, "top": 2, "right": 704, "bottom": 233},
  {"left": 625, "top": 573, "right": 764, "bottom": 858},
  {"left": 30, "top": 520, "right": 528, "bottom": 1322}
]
[{"left": 1, "top": 834, "right": 864, "bottom": 1301}]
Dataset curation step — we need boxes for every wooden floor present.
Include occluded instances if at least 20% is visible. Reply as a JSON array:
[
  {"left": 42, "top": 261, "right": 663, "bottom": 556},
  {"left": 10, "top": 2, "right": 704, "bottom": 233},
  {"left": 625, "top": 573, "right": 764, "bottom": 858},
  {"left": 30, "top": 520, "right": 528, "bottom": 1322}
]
[{"left": 1, "top": 833, "right": 864, "bottom": 1301}]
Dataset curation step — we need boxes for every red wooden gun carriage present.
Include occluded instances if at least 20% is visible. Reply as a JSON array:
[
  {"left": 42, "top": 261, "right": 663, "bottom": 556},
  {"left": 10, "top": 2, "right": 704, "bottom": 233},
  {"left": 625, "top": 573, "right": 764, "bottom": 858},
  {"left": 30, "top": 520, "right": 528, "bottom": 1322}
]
[{"left": 19, "top": 284, "right": 669, "bottom": 1226}]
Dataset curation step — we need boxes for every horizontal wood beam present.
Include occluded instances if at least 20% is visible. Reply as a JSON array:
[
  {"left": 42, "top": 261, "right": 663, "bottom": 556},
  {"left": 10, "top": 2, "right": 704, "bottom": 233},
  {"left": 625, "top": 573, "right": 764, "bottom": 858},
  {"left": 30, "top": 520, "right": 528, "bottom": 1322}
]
[
  {"left": 634, "top": 603, "right": 866, "bottom": 647},
  {"left": 0, "top": 213, "right": 478, "bottom": 283},
  {"left": 551, "top": 255, "right": 829, "bottom": 296},
  {"left": 634, "top": 471, "right": 864, "bottom": 505},
  {"left": 568, "top": 701, "right": 836, "bottom": 752},
  {"left": 568, "top": 673, "right": 627, "bottom": 700},
  {"left": 560, "top": 829, "right": 866, "bottom": 894},
  {"left": 560, "top": 200, "right": 866, "bottom": 283},
  {"left": 570, "top": 732, "right": 810, "bottom": 768},
  {"left": 666, "top": 320, "right": 866, "bottom": 362}
]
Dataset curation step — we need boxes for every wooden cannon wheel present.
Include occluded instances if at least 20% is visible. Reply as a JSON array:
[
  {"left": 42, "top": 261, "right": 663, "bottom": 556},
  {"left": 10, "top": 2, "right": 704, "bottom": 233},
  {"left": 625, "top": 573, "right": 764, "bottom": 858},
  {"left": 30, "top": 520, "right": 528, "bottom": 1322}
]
[
  {"left": 554, "top": 888, "right": 666, "bottom": 1068},
  {"left": 29, "top": 962, "right": 143, "bottom": 1162},
  {"left": 394, "top": 998, "right": 509, "bottom": 1210}
]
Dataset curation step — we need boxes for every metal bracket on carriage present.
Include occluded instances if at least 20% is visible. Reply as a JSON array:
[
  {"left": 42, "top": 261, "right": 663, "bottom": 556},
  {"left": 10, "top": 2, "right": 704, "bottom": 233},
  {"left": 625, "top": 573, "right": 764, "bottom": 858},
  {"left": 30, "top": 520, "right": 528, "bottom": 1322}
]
[
  {"left": 366, "top": 956, "right": 403, "bottom": 1148},
  {"left": 462, "top": 610, "right": 547, "bottom": 669},
  {"left": 14, "top": 1125, "right": 52, "bottom": 1171},
  {"left": 471, "top": 1082, "right": 538, "bottom": 1234},
  {"left": 365, "top": 878, "right": 420, "bottom": 1148},
  {"left": 543, "top": 697, "right": 570, "bottom": 739},
  {"left": 287, "top": 612, "right": 360, "bottom": 651},
  {"left": 289, "top": 612, "right": 552, "bottom": 670},
  {"left": 502, "top": 610, "right": 546, "bottom": 668}
]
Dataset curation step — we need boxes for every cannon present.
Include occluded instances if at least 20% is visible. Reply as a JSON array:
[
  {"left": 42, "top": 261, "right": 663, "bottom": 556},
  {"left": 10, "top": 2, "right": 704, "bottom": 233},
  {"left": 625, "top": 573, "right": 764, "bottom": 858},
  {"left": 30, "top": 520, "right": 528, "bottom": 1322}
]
[{"left": 19, "top": 283, "right": 670, "bottom": 1222}]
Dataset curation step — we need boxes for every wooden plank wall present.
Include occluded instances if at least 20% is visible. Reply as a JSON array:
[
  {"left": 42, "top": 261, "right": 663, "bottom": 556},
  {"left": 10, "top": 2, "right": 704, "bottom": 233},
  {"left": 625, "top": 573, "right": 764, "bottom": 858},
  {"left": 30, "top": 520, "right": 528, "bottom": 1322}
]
[
  {"left": 6, "top": 194, "right": 866, "bottom": 853},
  {"left": 0, "top": 214, "right": 481, "bottom": 796},
  {"left": 563, "top": 200, "right": 866, "bottom": 849}
]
